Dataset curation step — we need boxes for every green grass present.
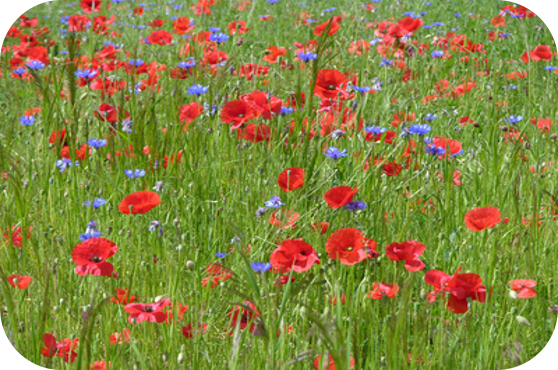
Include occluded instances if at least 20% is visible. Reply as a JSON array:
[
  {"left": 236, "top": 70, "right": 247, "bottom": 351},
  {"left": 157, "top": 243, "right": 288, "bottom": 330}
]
[{"left": 0, "top": 0, "right": 557, "bottom": 369}]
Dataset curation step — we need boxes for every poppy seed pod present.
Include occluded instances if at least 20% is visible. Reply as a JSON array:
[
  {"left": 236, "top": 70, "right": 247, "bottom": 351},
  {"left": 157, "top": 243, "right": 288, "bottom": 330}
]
[
  {"left": 515, "top": 316, "right": 531, "bottom": 327},
  {"left": 186, "top": 260, "right": 195, "bottom": 270}
]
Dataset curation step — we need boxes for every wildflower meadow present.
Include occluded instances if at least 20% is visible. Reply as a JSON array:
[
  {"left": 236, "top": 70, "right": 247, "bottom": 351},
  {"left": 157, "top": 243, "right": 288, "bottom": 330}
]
[{"left": 1, "top": 0, "right": 557, "bottom": 369}]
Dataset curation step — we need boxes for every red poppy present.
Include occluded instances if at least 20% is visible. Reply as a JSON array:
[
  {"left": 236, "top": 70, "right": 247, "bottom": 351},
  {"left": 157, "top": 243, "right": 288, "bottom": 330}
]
[
  {"left": 172, "top": 17, "right": 195, "bottom": 34},
  {"left": 201, "top": 263, "right": 233, "bottom": 288},
  {"left": 313, "top": 19, "right": 341, "bottom": 36},
  {"left": 68, "top": 15, "right": 91, "bottom": 32},
  {"left": 390, "top": 111, "right": 416, "bottom": 127},
  {"left": 41, "top": 333, "right": 79, "bottom": 363},
  {"left": 241, "top": 90, "right": 283, "bottom": 119},
  {"left": 432, "top": 136, "right": 463, "bottom": 157},
  {"left": 521, "top": 45, "right": 552, "bottom": 63},
  {"left": 72, "top": 238, "right": 118, "bottom": 277},
  {"left": 228, "top": 301, "right": 259, "bottom": 332},
  {"left": 228, "top": 20, "right": 249, "bottom": 34},
  {"left": 119, "top": 191, "right": 162, "bottom": 214},
  {"left": 179, "top": 102, "right": 204, "bottom": 127},
  {"left": 451, "top": 82, "right": 478, "bottom": 98},
  {"left": 90, "top": 361, "right": 109, "bottom": 370},
  {"left": 382, "top": 162, "right": 402, "bottom": 177},
  {"left": 81, "top": 0, "right": 102, "bottom": 13},
  {"left": 277, "top": 167, "right": 305, "bottom": 192},
  {"left": 124, "top": 298, "right": 171, "bottom": 324},
  {"left": 313, "top": 69, "right": 352, "bottom": 100},
  {"left": 310, "top": 222, "right": 329, "bottom": 234},
  {"left": 147, "top": 30, "right": 173, "bottom": 45},
  {"left": 325, "top": 228, "right": 370, "bottom": 265},
  {"left": 313, "top": 354, "right": 354, "bottom": 370},
  {"left": 324, "top": 186, "right": 357, "bottom": 209},
  {"left": 531, "top": 117, "right": 553, "bottom": 133},
  {"left": 509, "top": 279, "right": 537, "bottom": 298},
  {"left": 464, "top": 207, "right": 501, "bottom": 231},
  {"left": 263, "top": 46, "right": 287, "bottom": 64},
  {"left": 221, "top": 100, "right": 260, "bottom": 129},
  {"left": 94, "top": 103, "right": 130, "bottom": 123},
  {"left": 368, "top": 283, "right": 400, "bottom": 300},
  {"left": 4, "top": 225, "right": 31, "bottom": 248},
  {"left": 425, "top": 267, "right": 486, "bottom": 313},
  {"left": 385, "top": 241, "right": 426, "bottom": 271},
  {"left": 270, "top": 238, "right": 320, "bottom": 273},
  {"left": 109, "top": 328, "right": 131, "bottom": 345},
  {"left": 182, "top": 322, "right": 209, "bottom": 338},
  {"left": 237, "top": 123, "right": 271, "bottom": 143},
  {"left": 148, "top": 19, "right": 166, "bottom": 28},
  {"left": 269, "top": 209, "right": 300, "bottom": 229},
  {"left": 7, "top": 274, "right": 32, "bottom": 289},
  {"left": 274, "top": 275, "right": 296, "bottom": 286},
  {"left": 109, "top": 288, "right": 139, "bottom": 305}
]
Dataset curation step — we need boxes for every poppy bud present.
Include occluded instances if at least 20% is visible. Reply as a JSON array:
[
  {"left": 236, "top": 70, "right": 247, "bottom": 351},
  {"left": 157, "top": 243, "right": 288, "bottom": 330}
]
[
  {"left": 299, "top": 306, "right": 307, "bottom": 319},
  {"left": 515, "top": 316, "right": 530, "bottom": 327},
  {"left": 550, "top": 134, "right": 558, "bottom": 140},
  {"left": 154, "top": 295, "right": 165, "bottom": 303},
  {"left": 525, "top": 142, "right": 531, "bottom": 150},
  {"left": 500, "top": 126, "right": 509, "bottom": 132},
  {"left": 178, "top": 353, "right": 185, "bottom": 364},
  {"left": 420, "top": 289, "right": 428, "bottom": 300},
  {"left": 173, "top": 218, "right": 180, "bottom": 226},
  {"left": 162, "top": 352, "right": 168, "bottom": 362},
  {"left": 237, "top": 38, "right": 243, "bottom": 46},
  {"left": 509, "top": 290, "right": 518, "bottom": 300},
  {"left": 472, "top": 122, "right": 480, "bottom": 128},
  {"left": 53, "top": 305, "right": 59, "bottom": 312},
  {"left": 186, "top": 260, "right": 195, "bottom": 270}
]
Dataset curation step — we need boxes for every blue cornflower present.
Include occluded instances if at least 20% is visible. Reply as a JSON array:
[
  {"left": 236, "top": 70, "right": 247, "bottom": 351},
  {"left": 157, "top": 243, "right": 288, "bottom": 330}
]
[
  {"left": 75, "top": 69, "right": 98, "bottom": 79},
  {"left": 187, "top": 84, "right": 209, "bottom": 95},
  {"left": 331, "top": 129, "right": 344, "bottom": 139},
  {"left": 60, "top": 15, "right": 70, "bottom": 24},
  {"left": 280, "top": 106, "right": 294, "bottom": 115},
  {"left": 504, "top": 115, "right": 523, "bottom": 125},
  {"left": 79, "top": 220, "right": 101, "bottom": 241},
  {"left": 499, "top": 33, "right": 511, "bottom": 38},
  {"left": 256, "top": 207, "right": 267, "bottom": 218},
  {"left": 425, "top": 144, "right": 445, "bottom": 156},
  {"left": 511, "top": 13, "right": 525, "bottom": 18},
  {"left": 408, "top": 124, "right": 431, "bottom": 135},
  {"left": 83, "top": 198, "right": 107, "bottom": 208},
  {"left": 353, "top": 85, "right": 371, "bottom": 93},
  {"left": 129, "top": 59, "right": 145, "bottom": 67},
  {"left": 55, "top": 158, "right": 77, "bottom": 172},
  {"left": 209, "top": 32, "right": 229, "bottom": 43},
  {"left": 502, "top": 84, "right": 517, "bottom": 90},
  {"left": 423, "top": 113, "right": 438, "bottom": 121},
  {"left": 148, "top": 220, "right": 160, "bottom": 232},
  {"left": 178, "top": 60, "right": 196, "bottom": 69},
  {"left": 545, "top": 66, "right": 557, "bottom": 71},
  {"left": 365, "top": 126, "right": 386, "bottom": 134},
  {"left": 431, "top": 22, "right": 444, "bottom": 27},
  {"left": 125, "top": 169, "right": 146, "bottom": 179},
  {"left": 298, "top": 52, "right": 317, "bottom": 61},
  {"left": 27, "top": 60, "right": 45, "bottom": 70},
  {"left": 20, "top": 116, "right": 36, "bottom": 126},
  {"left": 87, "top": 138, "right": 107, "bottom": 148},
  {"left": 216, "top": 252, "right": 228, "bottom": 258},
  {"left": 268, "top": 0, "right": 279, "bottom": 3},
  {"left": 454, "top": 13, "right": 461, "bottom": 17},
  {"left": 370, "top": 38, "right": 382, "bottom": 46},
  {"left": 264, "top": 196, "right": 284, "bottom": 209},
  {"left": 112, "top": 0, "right": 124, "bottom": 3},
  {"left": 251, "top": 262, "right": 272, "bottom": 273},
  {"left": 431, "top": 50, "right": 444, "bottom": 58},
  {"left": 208, "top": 27, "right": 221, "bottom": 33},
  {"left": 323, "top": 147, "right": 348, "bottom": 159},
  {"left": 344, "top": 200, "right": 367, "bottom": 211},
  {"left": 14, "top": 68, "right": 26, "bottom": 76},
  {"left": 379, "top": 58, "right": 393, "bottom": 67}
]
